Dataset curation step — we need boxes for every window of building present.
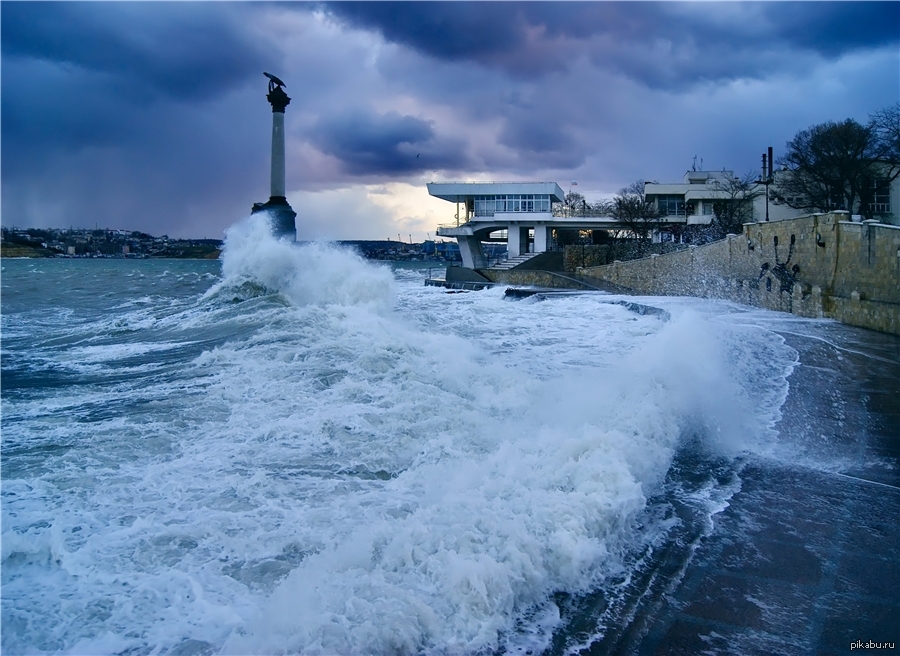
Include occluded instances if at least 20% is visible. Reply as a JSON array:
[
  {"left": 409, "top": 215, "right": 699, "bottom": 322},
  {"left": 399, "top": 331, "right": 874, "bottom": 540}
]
[
  {"left": 656, "top": 195, "right": 686, "bottom": 216},
  {"left": 872, "top": 178, "right": 891, "bottom": 213},
  {"left": 473, "top": 194, "right": 550, "bottom": 216},
  {"left": 702, "top": 202, "right": 714, "bottom": 215}
]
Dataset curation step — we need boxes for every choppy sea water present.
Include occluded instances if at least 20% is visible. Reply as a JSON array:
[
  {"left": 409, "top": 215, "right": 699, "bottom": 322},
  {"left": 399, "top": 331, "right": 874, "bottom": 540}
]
[{"left": 2, "top": 215, "right": 896, "bottom": 655}]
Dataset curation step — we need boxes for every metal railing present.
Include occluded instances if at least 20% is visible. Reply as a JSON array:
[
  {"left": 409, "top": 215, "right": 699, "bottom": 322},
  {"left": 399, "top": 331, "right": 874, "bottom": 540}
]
[{"left": 486, "top": 251, "right": 510, "bottom": 268}]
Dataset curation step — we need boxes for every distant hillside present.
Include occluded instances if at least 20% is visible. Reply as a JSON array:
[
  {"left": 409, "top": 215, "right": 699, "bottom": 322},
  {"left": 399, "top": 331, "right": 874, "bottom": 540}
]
[
  {"left": 1, "top": 227, "right": 223, "bottom": 259},
  {"left": 1, "top": 243, "right": 54, "bottom": 258}
]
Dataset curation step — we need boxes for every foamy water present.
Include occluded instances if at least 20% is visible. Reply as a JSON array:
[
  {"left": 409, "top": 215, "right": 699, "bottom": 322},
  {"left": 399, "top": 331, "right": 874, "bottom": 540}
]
[{"left": 2, "top": 215, "right": 802, "bottom": 654}]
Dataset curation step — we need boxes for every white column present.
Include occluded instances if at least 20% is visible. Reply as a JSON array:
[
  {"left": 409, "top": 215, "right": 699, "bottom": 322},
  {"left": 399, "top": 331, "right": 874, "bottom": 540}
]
[
  {"left": 534, "top": 225, "right": 550, "bottom": 252},
  {"left": 507, "top": 225, "right": 521, "bottom": 257},
  {"left": 457, "top": 236, "right": 487, "bottom": 269},
  {"left": 271, "top": 112, "right": 286, "bottom": 198}
]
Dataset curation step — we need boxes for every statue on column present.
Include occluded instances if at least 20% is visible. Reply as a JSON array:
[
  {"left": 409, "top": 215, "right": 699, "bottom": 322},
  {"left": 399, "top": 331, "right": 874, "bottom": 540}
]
[
  {"left": 251, "top": 72, "right": 296, "bottom": 240},
  {"left": 264, "top": 72, "right": 286, "bottom": 92}
]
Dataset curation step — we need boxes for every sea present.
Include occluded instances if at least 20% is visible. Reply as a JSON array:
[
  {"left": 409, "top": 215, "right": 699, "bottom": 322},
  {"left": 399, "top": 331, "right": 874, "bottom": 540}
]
[{"left": 2, "top": 214, "right": 897, "bottom": 655}]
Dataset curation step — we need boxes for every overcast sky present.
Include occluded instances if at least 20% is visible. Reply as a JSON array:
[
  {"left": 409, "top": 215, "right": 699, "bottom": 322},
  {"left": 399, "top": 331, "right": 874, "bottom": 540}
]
[{"left": 3, "top": 2, "right": 898, "bottom": 240}]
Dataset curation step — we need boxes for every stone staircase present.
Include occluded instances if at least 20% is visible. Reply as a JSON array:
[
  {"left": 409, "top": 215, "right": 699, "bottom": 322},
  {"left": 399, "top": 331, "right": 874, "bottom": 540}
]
[{"left": 487, "top": 253, "right": 541, "bottom": 270}]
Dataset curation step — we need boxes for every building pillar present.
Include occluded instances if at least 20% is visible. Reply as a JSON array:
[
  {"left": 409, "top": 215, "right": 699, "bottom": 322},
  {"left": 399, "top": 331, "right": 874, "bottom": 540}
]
[
  {"left": 251, "top": 73, "right": 297, "bottom": 241},
  {"left": 457, "top": 235, "right": 487, "bottom": 269},
  {"left": 534, "top": 225, "right": 550, "bottom": 252},
  {"left": 508, "top": 225, "right": 522, "bottom": 257}
]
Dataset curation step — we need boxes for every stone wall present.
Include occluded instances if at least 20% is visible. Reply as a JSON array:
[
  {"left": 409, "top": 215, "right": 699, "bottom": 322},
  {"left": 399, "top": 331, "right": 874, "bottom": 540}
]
[
  {"left": 563, "top": 242, "right": 687, "bottom": 271},
  {"left": 480, "top": 268, "right": 603, "bottom": 290},
  {"left": 577, "top": 212, "right": 900, "bottom": 335}
]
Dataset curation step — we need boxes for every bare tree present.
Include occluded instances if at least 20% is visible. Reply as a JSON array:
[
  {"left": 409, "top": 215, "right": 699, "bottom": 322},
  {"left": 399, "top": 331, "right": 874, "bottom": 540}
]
[
  {"left": 609, "top": 181, "right": 661, "bottom": 256},
  {"left": 708, "top": 171, "right": 762, "bottom": 238},
  {"left": 862, "top": 103, "right": 900, "bottom": 220},
  {"left": 870, "top": 103, "right": 900, "bottom": 174},
  {"left": 772, "top": 109, "right": 899, "bottom": 221}
]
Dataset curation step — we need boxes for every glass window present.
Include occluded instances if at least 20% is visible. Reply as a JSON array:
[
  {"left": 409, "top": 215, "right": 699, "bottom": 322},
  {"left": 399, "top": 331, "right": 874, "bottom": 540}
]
[
  {"left": 473, "top": 193, "right": 552, "bottom": 214},
  {"left": 657, "top": 195, "right": 686, "bottom": 216},
  {"left": 873, "top": 179, "right": 891, "bottom": 213}
]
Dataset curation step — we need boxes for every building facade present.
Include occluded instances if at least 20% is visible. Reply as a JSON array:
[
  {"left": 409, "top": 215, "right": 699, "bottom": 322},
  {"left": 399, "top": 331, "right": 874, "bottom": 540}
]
[
  {"left": 429, "top": 182, "right": 566, "bottom": 268},
  {"left": 645, "top": 170, "right": 899, "bottom": 226}
]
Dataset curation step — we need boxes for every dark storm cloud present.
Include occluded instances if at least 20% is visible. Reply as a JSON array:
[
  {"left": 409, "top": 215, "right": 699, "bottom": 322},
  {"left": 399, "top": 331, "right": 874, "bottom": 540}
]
[
  {"left": 2, "top": 1, "right": 896, "bottom": 239},
  {"left": 325, "top": 2, "right": 900, "bottom": 87},
  {"left": 764, "top": 2, "right": 900, "bottom": 56},
  {"left": 1, "top": 3, "right": 278, "bottom": 237},
  {"left": 497, "top": 113, "right": 583, "bottom": 169},
  {"left": 1, "top": 2, "right": 271, "bottom": 103},
  {"left": 311, "top": 108, "right": 469, "bottom": 175},
  {"left": 0, "top": 2, "right": 271, "bottom": 176}
]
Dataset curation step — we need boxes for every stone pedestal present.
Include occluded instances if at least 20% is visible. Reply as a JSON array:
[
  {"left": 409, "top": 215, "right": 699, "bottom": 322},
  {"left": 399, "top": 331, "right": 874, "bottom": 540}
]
[{"left": 251, "top": 197, "right": 297, "bottom": 240}]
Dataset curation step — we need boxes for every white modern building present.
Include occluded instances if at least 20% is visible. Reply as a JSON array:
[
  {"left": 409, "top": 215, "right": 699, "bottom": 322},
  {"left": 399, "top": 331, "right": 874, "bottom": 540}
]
[
  {"left": 645, "top": 170, "right": 898, "bottom": 226},
  {"left": 429, "top": 182, "right": 566, "bottom": 268},
  {"left": 644, "top": 170, "right": 794, "bottom": 225},
  {"left": 430, "top": 175, "right": 899, "bottom": 271}
]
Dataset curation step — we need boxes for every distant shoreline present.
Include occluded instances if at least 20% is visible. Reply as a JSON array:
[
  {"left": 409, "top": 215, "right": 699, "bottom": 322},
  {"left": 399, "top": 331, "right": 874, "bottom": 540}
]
[{"left": 0, "top": 245, "right": 222, "bottom": 260}]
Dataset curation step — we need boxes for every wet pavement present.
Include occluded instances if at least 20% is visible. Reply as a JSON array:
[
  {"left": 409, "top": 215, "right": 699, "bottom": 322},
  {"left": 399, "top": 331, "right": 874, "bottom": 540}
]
[{"left": 629, "top": 321, "right": 900, "bottom": 656}]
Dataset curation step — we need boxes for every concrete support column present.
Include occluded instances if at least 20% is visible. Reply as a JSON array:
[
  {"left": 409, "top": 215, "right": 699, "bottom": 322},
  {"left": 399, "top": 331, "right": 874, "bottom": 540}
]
[
  {"left": 457, "top": 235, "right": 487, "bottom": 269},
  {"left": 270, "top": 111, "right": 286, "bottom": 198},
  {"left": 507, "top": 225, "right": 522, "bottom": 257},
  {"left": 534, "top": 225, "right": 550, "bottom": 253}
]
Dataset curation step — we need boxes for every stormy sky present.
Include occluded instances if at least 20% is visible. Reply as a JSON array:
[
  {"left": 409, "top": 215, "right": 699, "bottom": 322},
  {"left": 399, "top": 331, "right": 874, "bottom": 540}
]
[{"left": 2, "top": 2, "right": 898, "bottom": 240}]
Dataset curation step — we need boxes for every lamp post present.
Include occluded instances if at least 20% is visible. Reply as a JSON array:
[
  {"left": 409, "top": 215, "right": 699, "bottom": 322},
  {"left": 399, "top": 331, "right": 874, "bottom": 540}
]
[
  {"left": 251, "top": 72, "right": 297, "bottom": 241},
  {"left": 758, "top": 145, "right": 774, "bottom": 222}
]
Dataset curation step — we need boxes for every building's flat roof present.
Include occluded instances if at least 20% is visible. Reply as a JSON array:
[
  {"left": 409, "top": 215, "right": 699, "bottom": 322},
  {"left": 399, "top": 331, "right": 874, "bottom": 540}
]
[
  {"left": 645, "top": 171, "right": 739, "bottom": 193},
  {"left": 427, "top": 182, "right": 565, "bottom": 203}
]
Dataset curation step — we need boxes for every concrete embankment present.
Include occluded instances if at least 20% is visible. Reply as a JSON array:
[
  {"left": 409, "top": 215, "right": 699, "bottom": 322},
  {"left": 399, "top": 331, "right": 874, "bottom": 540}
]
[{"left": 576, "top": 212, "right": 900, "bottom": 335}]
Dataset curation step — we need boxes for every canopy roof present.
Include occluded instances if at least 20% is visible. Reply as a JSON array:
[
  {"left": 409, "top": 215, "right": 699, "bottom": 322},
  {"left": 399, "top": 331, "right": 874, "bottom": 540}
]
[{"left": 427, "top": 182, "right": 565, "bottom": 203}]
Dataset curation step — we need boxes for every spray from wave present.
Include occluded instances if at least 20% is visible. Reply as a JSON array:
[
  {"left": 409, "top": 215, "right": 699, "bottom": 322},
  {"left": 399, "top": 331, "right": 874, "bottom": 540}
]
[
  {"left": 187, "top": 217, "right": 794, "bottom": 655},
  {"left": 208, "top": 213, "right": 396, "bottom": 310},
  {"left": 0, "top": 214, "right": 798, "bottom": 656}
]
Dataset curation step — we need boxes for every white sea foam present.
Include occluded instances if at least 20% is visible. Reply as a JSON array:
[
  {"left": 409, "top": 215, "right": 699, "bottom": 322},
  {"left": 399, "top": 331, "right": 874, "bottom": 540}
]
[
  {"left": 211, "top": 213, "right": 396, "bottom": 311},
  {"left": 1, "top": 218, "right": 799, "bottom": 655}
]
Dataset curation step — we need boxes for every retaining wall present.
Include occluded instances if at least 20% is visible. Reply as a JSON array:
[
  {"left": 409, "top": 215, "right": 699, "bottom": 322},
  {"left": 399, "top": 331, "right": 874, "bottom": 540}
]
[
  {"left": 576, "top": 212, "right": 900, "bottom": 335},
  {"left": 480, "top": 269, "right": 600, "bottom": 290}
]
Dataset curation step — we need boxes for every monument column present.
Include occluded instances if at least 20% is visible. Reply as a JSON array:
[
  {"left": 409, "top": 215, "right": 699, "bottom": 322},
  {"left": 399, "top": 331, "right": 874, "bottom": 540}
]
[
  {"left": 251, "top": 72, "right": 297, "bottom": 241},
  {"left": 268, "top": 87, "right": 288, "bottom": 199}
]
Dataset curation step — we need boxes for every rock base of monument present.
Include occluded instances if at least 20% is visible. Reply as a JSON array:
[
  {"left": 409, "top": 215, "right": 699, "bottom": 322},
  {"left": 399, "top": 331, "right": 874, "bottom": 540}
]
[{"left": 251, "top": 196, "right": 297, "bottom": 241}]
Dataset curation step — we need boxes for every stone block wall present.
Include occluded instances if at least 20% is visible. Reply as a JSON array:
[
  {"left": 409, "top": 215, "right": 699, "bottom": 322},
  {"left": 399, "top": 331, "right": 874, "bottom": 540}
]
[
  {"left": 577, "top": 212, "right": 900, "bottom": 335},
  {"left": 480, "top": 269, "right": 600, "bottom": 290},
  {"left": 563, "top": 242, "right": 687, "bottom": 271}
]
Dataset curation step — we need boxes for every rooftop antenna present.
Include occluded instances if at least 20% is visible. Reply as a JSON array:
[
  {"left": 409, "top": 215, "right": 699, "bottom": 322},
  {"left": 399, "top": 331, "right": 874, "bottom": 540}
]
[{"left": 691, "top": 155, "right": 698, "bottom": 172}]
